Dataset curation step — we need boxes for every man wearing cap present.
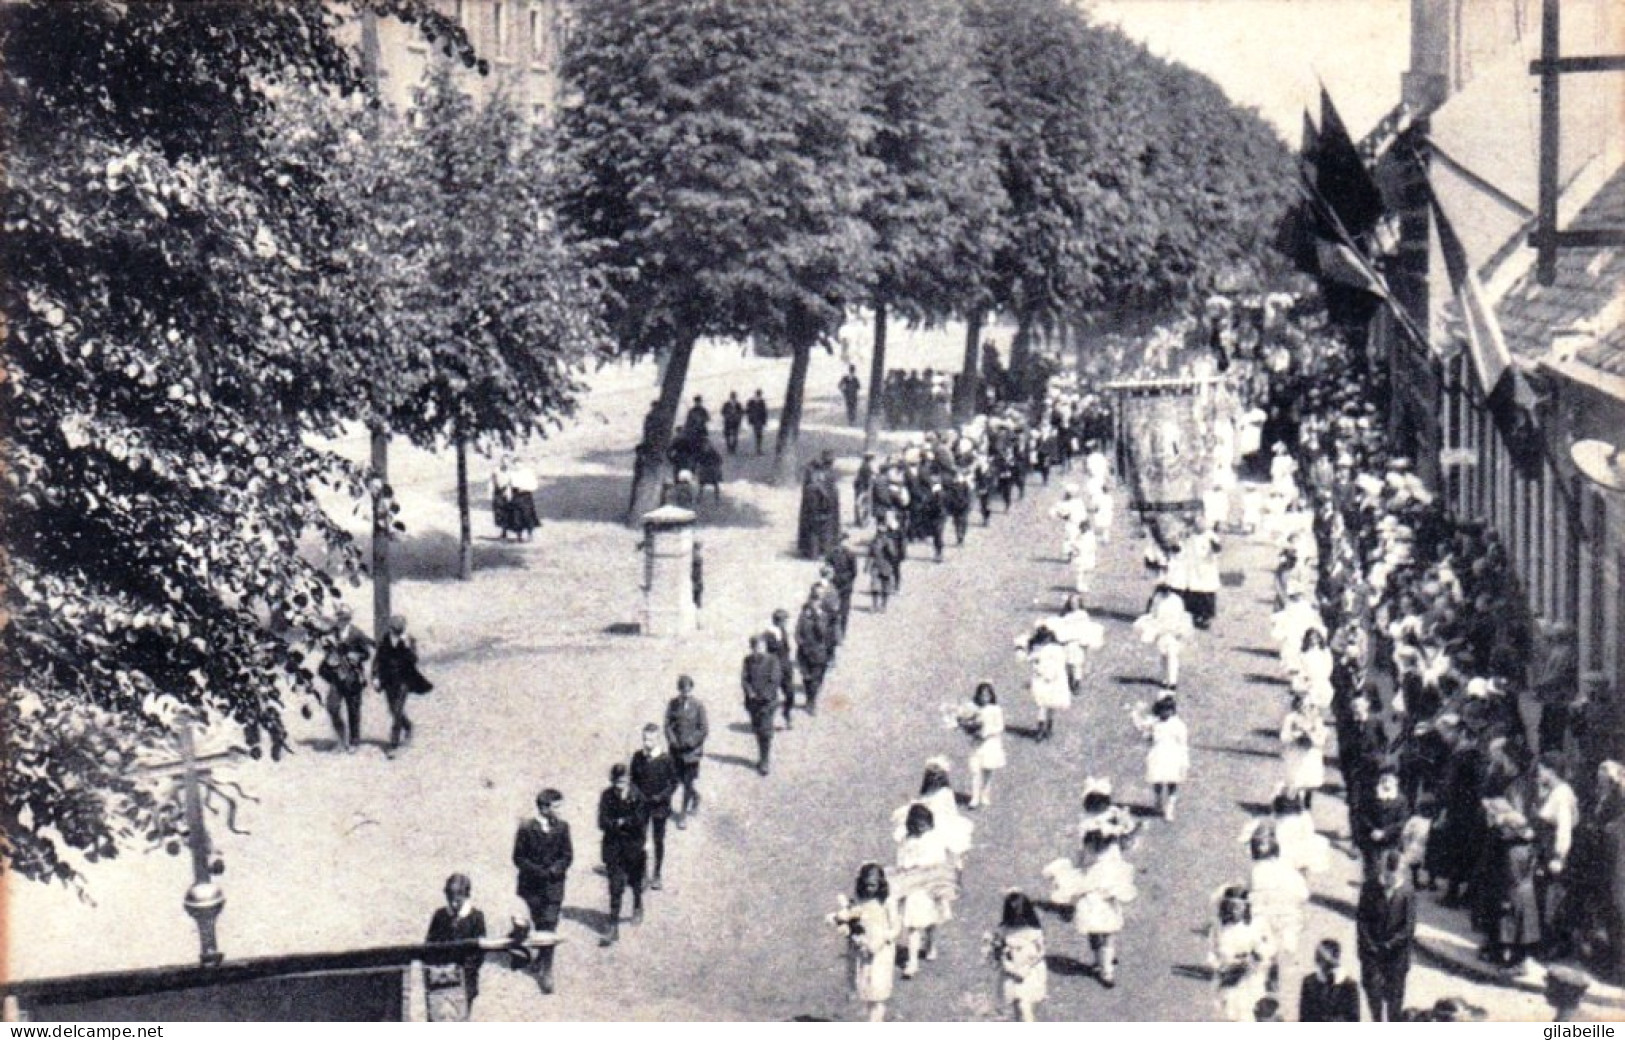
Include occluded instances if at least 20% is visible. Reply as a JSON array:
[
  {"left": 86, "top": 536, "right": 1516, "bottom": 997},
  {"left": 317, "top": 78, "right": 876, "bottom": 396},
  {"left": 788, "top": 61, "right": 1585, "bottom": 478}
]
[
  {"left": 745, "top": 389, "right": 769, "bottom": 455},
  {"left": 664, "top": 676, "right": 709, "bottom": 823},
  {"left": 741, "top": 634, "right": 783, "bottom": 775},
  {"left": 374, "top": 613, "right": 432, "bottom": 758},
  {"left": 513, "top": 788, "right": 573, "bottom": 993},
  {"left": 597, "top": 763, "right": 647, "bottom": 945}
]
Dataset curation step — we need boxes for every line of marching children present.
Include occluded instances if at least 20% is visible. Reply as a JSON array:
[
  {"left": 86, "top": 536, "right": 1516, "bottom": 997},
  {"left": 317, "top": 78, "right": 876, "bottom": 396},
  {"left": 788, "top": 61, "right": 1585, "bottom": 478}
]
[{"left": 824, "top": 439, "right": 1225, "bottom": 1022}]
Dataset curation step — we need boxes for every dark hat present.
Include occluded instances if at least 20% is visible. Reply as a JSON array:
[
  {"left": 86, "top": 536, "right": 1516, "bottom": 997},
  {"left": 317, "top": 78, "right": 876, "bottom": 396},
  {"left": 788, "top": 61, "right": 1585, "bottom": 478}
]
[{"left": 535, "top": 788, "right": 563, "bottom": 808}]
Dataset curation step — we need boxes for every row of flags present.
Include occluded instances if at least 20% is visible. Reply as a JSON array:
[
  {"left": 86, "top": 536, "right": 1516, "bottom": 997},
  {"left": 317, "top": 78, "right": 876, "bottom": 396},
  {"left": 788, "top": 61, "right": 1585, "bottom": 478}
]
[{"left": 1275, "top": 87, "right": 1542, "bottom": 469}]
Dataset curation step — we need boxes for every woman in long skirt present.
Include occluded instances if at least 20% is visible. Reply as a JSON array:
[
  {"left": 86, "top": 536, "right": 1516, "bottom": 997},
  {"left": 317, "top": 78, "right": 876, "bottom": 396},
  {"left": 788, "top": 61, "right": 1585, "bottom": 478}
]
[
  {"left": 1134, "top": 693, "right": 1190, "bottom": 820},
  {"left": 828, "top": 863, "right": 899, "bottom": 1021},
  {"left": 991, "top": 891, "right": 1048, "bottom": 1021},
  {"left": 491, "top": 456, "right": 517, "bottom": 538}
]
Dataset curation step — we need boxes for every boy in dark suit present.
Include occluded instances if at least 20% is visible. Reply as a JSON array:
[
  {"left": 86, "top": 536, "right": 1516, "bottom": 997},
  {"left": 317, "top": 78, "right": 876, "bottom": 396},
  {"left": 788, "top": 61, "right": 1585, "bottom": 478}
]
[
  {"left": 1299, "top": 938, "right": 1361, "bottom": 1021},
  {"left": 512, "top": 789, "right": 572, "bottom": 993}
]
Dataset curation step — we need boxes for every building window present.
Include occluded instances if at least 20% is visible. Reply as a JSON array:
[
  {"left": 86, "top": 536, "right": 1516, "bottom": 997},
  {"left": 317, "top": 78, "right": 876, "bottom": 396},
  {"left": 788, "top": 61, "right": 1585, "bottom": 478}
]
[{"left": 529, "top": 6, "right": 547, "bottom": 62}]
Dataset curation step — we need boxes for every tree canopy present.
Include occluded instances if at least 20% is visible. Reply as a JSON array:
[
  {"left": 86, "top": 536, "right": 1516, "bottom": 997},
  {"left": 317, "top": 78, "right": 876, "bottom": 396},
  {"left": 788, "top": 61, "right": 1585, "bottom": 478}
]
[{"left": 0, "top": 0, "right": 472, "bottom": 884}]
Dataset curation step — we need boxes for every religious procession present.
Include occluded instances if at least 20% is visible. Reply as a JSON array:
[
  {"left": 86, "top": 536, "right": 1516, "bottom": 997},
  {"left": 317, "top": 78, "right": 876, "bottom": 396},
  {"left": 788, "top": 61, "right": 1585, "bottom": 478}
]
[{"left": 8, "top": 0, "right": 1624, "bottom": 1027}]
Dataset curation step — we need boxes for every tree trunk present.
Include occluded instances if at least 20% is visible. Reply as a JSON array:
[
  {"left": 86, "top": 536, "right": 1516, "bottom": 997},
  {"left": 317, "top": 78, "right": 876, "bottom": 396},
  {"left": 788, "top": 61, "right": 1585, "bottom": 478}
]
[
  {"left": 863, "top": 301, "right": 888, "bottom": 453},
  {"left": 773, "top": 337, "right": 813, "bottom": 485},
  {"left": 626, "top": 334, "right": 698, "bottom": 524},
  {"left": 370, "top": 427, "right": 391, "bottom": 643},
  {"left": 955, "top": 310, "right": 984, "bottom": 421},
  {"left": 1009, "top": 311, "right": 1035, "bottom": 401},
  {"left": 455, "top": 435, "right": 472, "bottom": 581}
]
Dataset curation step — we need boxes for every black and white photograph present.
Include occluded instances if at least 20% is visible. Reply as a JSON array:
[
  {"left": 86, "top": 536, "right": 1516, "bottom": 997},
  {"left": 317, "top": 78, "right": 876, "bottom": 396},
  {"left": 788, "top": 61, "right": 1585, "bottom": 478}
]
[{"left": 2, "top": 0, "right": 1623, "bottom": 1023}]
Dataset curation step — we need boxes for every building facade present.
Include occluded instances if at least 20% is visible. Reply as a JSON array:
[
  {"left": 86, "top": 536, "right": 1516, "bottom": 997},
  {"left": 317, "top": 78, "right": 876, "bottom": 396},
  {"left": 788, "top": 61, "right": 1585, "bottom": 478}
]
[
  {"left": 1369, "top": 0, "right": 1624, "bottom": 722},
  {"left": 365, "top": 0, "right": 571, "bottom": 126}
]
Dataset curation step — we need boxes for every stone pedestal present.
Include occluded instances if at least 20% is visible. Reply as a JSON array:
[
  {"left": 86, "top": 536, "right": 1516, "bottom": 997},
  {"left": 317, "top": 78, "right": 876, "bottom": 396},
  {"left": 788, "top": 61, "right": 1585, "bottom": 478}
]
[{"left": 639, "top": 505, "right": 697, "bottom": 636}]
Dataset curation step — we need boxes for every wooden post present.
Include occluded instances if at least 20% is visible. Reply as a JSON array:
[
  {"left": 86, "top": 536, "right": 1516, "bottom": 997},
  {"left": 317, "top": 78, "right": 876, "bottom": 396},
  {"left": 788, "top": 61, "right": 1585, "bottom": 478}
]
[
  {"left": 864, "top": 302, "right": 888, "bottom": 452},
  {"left": 455, "top": 436, "right": 472, "bottom": 581},
  {"left": 1535, "top": 0, "right": 1560, "bottom": 285}
]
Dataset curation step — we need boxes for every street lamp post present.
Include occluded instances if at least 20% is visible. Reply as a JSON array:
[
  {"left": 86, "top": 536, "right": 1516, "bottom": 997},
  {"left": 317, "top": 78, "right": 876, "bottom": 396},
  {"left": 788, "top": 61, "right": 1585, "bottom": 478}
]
[{"left": 177, "top": 721, "right": 225, "bottom": 966}]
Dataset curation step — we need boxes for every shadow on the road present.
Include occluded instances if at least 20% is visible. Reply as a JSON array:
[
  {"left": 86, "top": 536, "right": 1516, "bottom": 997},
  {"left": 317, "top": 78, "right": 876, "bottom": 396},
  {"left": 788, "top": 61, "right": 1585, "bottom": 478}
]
[
  {"left": 1220, "top": 570, "right": 1247, "bottom": 587},
  {"left": 1194, "top": 742, "right": 1280, "bottom": 760},
  {"left": 1236, "top": 799, "right": 1275, "bottom": 816},
  {"left": 603, "top": 621, "right": 641, "bottom": 636},
  {"left": 1309, "top": 891, "right": 1358, "bottom": 920},
  {"left": 1171, "top": 963, "right": 1215, "bottom": 982},
  {"left": 1126, "top": 802, "right": 1164, "bottom": 819},
  {"left": 1244, "top": 672, "right": 1290, "bottom": 687},
  {"left": 1234, "top": 646, "right": 1278, "bottom": 659},
  {"left": 527, "top": 472, "right": 773, "bottom": 528},
  {"left": 726, "top": 722, "right": 756, "bottom": 736},
  {"left": 392, "top": 529, "right": 529, "bottom": 581},
  {"left": 1045, "top": 954, "right": 1094, "bottom": 977},
  {"left": 1250, "top": 727, "right": 1282, "bottom": 740},
  {"left": 1007, "top": 723, "right": 1045, "bottom": 741},
  {"left": 1090, "top": 607, "right": 1143, "bottom": 624},
  {"left": 1113, "top": 675, "right": 1164, "bottom": 688},
  {"left": 560, "top": 905, "right": 616, "bottom": 933},
  {"left": 706, "top": 751, "right": 763, "bottom": 772}
]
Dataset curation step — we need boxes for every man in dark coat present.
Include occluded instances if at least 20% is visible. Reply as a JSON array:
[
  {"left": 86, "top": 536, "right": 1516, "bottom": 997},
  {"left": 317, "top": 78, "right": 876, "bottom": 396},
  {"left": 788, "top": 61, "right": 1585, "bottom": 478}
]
[
  {"left": 630, "top": 724, "right": 678, "bottom": 889},
  {"left": 817, "top": 451, "right": 843, "bottom": 553},
  {"left": 720, "top": 391, "right": 745, "bottom": 455},
  {"left": 853, "top": 452, "right": 875, "bottom": 527},
  {"left": 839, "top": 364, "right": 861, "bottom": 425},
  {"left": 1299, "top": 938, "right": 1361, "bottom": 1021},
  {"left": 513, "top": 788, "right": 572, "bottom": 993},
  {"left": 825, "top": 533, "right": 858, "bottom": 637},
  {"left": 945, "top": 472, "right": 972, "bottom": 546},
  {"left": 664, "top": 675, "right": 709, "bottom": 823},
  {"left": 374, "top": 613, "right": 432, "bottom": 758},
  {"left": 741, "top": 634, "right": 783, "bottom": 775},
  {"left": 795, "top": 588, "right": 832, "bottom": 716},
  {"left": 745, "top": 389, "right": 769, "bottom": 455},
  {"left": 683, "top": 395, "right": 710, "bottom": 439},
  {"left": 597, "top": 763, "right": 647, "bottom": 946},
  {"left": 797, "top": 460, "right": 831, "bottom": 560},
  {"left": 765, "top": 608, "right": 796, "bottom": 728},
  {"left": 320, "top": 605, "right": 373, "bottom": 753},
  {"left": 1357, "top": 850, "right": 1416, "bottom": 1022}
]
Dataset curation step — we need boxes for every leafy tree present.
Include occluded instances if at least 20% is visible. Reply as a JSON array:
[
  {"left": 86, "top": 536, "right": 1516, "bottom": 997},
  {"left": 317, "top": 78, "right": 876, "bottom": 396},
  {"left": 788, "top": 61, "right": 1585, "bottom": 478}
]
[
  {"left": 556, "top": 0, "right": 878, "bottom": 502},
  {"left": 964, "top": 0, "right": 1296, "bottom": 390},
  {"left": 293, "top": 68, "right": 607, "bottom": 579},
  {"left": 851, "top": 0, "right": 1004, "bottom": 446},
  {"left": 0, "top": 0, "right": 470, "bottom": 885}
]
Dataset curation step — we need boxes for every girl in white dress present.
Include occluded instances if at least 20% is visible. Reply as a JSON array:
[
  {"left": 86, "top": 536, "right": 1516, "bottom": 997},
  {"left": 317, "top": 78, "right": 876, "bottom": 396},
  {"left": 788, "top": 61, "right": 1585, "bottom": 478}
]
[
  {"left": 1246, "top": 824, "right": 1309, "bottom": 983},
  {"left": 1020, "top": 623, "right": 1071, "bottom": 742},
  {"left": 1291, "top": 629, "right": 1335, "bottom": 711},
  {"left": 1265, "top": 788, "right": 1330, "bottom": 878},
  {"left": 990, "top": 890, "right": 1048, "bottom": 1021},
  {"left": 1046, "top": 825, "right": 1138, "bottom": 987},
  {"left": 960, "top": 683, "right": 1006, "bottom": 809},
  {"left": 827, "top": 863, "right": 899, "bottom": 1021},
  {"left": 1079, "top": 777, "right": 1139, "bottom": 850},
  {"left": 1279, "top": 696, "right": 1328, "bottom": 806},
  {"left": 1133, "top": 693, "right": 1190, "bottom": 820},
  {"left": 894, "top": 759, "right": 973, "bottom": 871},
  {"left": 1208, "top": 886, "right": 1276, "bottom": 1021},
  {"left": 1134, "top": 588, "right": 1194, "bottom": 689},
  {"left": 1052, "top": 593, "right": 1106, "bottom": 697},
  {"left": 893, "top": 804, "right": 959, "bottom": 978},
  {"left": 1070, "top": 514, "right": 1099, "bottom": 594}
]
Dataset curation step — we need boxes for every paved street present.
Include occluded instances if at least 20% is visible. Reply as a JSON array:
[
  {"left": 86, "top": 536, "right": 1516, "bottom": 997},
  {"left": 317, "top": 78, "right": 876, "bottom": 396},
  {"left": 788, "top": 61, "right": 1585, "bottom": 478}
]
[{"left": 11, "top": 336, "right": 1553, "bottom": 1020}]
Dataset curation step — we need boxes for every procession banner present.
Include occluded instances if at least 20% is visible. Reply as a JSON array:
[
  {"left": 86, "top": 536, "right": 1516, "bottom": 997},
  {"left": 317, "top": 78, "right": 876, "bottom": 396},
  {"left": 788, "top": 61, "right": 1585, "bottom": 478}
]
[{"left": 1106, "top": 377, "right": 1221, "bottom": 515}]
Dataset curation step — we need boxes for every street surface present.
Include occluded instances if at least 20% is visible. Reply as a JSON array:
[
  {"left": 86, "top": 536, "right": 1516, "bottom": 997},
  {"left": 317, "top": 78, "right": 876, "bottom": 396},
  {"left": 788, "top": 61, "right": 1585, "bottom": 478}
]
[{"left": 10, "top": 329, "right": 1551, "bottom": 1020}]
